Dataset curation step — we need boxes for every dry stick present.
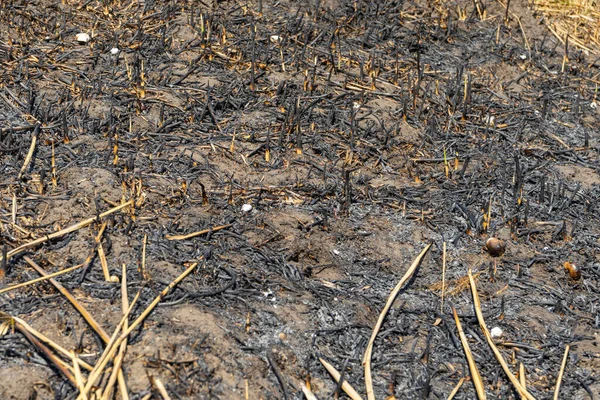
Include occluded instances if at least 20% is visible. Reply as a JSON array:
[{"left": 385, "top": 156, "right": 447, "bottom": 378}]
[
  {"left": 7, "top": 315, "right": 93, "bottom": 371},
  {"left": 101, "top": 264, "right": 131, "bottom": 400},
  {"left": 125, "top": 262, "right": 198, "bottom": 336},
  {"left": 94, "top": 223, "right": 110, "bottom": 281},
  {"left": 520, "top": 363, "right": 527, "bottom": 400},
  {"left": 300, "top": 382, "right": 318, "bottom": 400},
  {"left": 441, "top": 241, "right": 447, "bottom": 312},
  {"left": 24, "top": 257, "right": 111, "bottom": 342},
  {"left": 452, "top": 306, "right": 486, "bottom": 400},
  {"left": 23, "top": 257, "right": 129, "bottom": 396},
  {"left": 319, "top": 358, "right": 363, "bottom": 400},
  {"left": 553, "top": 345, "right": 569, "bottom": 400},
  {"left": 18, "top": 125, "right": 39, "bottom": 180},
  {"left": 8, "top": 317, "right": 81, "bottom": 376},
  {"left": 153, "top": 377, "right": 172, "bottom": 400},
  {"left": 447, "top": 377, "right": 466, "bottom": 400},
  {"left": 141, "top": 234, "right": 148, "bottom": 279},
  {"left": 19, "top": 326, "right": 78, "bottom": 386},
  {"left": 81, "top": 262, "right": 198, "bottom": 398},
  {"left": 78, "top": 291, "right": 142, "bottom": 399},
  {"left": 363, "top": 243, "right": 432, "bottom": 400},
  {"left": 165, "top": 224, "right": 232, "bottom": 240},
  {"left": 72, "top": 351, "right": 88, "bottom": 400},
  {"left": 3, "top": 200, "right": 133, "bottom": 263},
  {"left": 0, "top": 263, "right": 84, "bottom": 294},
  {"left": 12, "top": 192, "right": 17, "bottom": 224},
  {"left": 467, "top": 270, "right": 535, "bottom": 400}
]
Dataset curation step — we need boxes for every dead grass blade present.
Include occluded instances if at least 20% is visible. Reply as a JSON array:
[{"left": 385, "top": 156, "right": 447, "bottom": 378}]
[
  {"left": 78, "top": 290, "right": 142, "bottom": 399},
  {"left": 362, "top": 243, "right": 432, "bottom": 400},
  {"left": 101, "top": 264, "right": 131, "bottom": 400},
  {"left": 165, "top": 223, "right": 232, "bottom": 240},
  {"left": 3, "top": 200, "right": 133, "bottom": 263},
  {"left": 24, "top": 257, "right": 110, "bottom": 342},
  {"left": 553, "top": 345, "right": 570, "bottom": 400},
  {"left": 319, "top": 357, "right": 363, "bottom": 400},
  {"left": 300, "top": 382, "right": 318, "bottom": 400},
  {"left": 80, "top": 262, "right": 198, "bottom": 399},
  {"left": 520, "top": 363, "right": 527, "bottom": 400},
  {"left": 1, "top": 313, "right": 93, "bottom": 371},
  {"left": 18, "top": 125, "right": 39, "bottom": 180},
  {"left": 93, "top": 222, "right": 110, "bottom": 282},
  {"left": 72, "top": 351, "right": 87, "bottom": 400},
  {"left": 447, "top": 377, "right": 466, "bottom": 400},
  {"left": 441, "top": 241, "right": 447, "bottom": 312},
  {"left": 23, "top": 256, "right": 129, "bottom": 396},
  {"left": 428, "top": 271, "right": 483, "bottom": 296},
  {"left": 20, "top": 325, "right": 78, "bottom": 386},
  {"left": 467, "top": 270, "right": 535, "bottom": 400},
  {"left": 124, "top": 261, "right": 198, "bottom": 336},
  {"left": 152, "top": 377, "right": 172, "bottom": 400},
  {"left": 0, "top": 263, "right": 84, "bottom": 295},
  {"left": 452, "top": 306, "right": 486, "bottom": 399}
]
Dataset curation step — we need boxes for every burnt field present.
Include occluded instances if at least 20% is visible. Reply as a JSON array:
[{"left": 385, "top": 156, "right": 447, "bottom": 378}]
[{"left": 0, "top": 0, "right": 600, "bottom": 399}]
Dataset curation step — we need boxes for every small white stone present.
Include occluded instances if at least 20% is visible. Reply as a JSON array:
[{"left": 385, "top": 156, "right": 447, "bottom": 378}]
[
  {"left": 270, "top": 35, "right": 282, "bottom": 44},
  {"left": 241, "top": 204, "right": 253, "bottom": 212},
  {"left": 76, "top": 33, "right": 90, "bottom": 43},
  {"left": 591, "top": 101, "right": 597, "bottom": 109},
  {"left": 332, "top": 249, "right": 340, "bottom": 255},
  {"left": 490, "top": 327, "right": 503, "bottom": 339},
  {"left": 110, "top": 47, "right": 120, "bottom": 55},
  {"left": 519, "top": 54, "right": 527, "bottom": 60}
]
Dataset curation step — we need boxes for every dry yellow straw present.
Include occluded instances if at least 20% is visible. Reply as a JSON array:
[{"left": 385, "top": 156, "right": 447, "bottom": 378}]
[
  {"left": 363, "top": 243, "right": 432, "bottom": 400},
  {"left": 2, "top": 200, "right": 132, "bottom": 263},
  {"left": 0, "top": 263, "right": 84, "bottom": 294},
  {"left": 553, "top": 345, "right": 570, "bottom": 400},
  {"left": 467, "top": 270, "right": 535, "bottom": 400},
  {"left": 319, "top": 358, "right": 363, "bottom": 400},
  {"left": 452, "top": 306, "right": 486, "bottom": 399}
]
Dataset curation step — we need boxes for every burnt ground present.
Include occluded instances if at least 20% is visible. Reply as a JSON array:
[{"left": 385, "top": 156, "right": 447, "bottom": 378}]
[{"left": 0, "top": 0, "right": 600, "bottom": 399}]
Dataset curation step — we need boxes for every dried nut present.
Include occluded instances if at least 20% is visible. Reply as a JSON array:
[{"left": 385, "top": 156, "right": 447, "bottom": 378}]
[
  {"left": 110, "top": 275, "right": 120, "bottom": 283},
  {"left": 564, "top": 262, "right": 581, "bottom": 280},
  {"left": 485, "top": 237, "right": 505, "bottom": 257},
  {"left": 278, "top": 332, "right": 287, "bottom": 340}
]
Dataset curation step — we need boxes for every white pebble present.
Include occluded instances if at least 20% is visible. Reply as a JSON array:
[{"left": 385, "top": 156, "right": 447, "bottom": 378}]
[
  {"left": 241, "top": 204, "right": 253, "bottom": 212},
  {"left": 490, "top": 327, "right": 503, "bottom": 339},
  {"left": 110, "top": 47, "right": 120, "bottom": 55},
  {"left": 591, "top": 101, "right": 597, "bottom": 109},
  {"left": 76, "top": 33, "right": 90, "bottom": 43},
  {"left": 519, "top": 54, "right": 527, "bottom": 60},
  {"left": 270, "top": 35, "right": 282, "bottom": 44}
]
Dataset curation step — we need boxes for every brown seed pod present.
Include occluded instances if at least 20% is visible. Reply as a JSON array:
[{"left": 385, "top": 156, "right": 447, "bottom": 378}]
[
  {"left": 564, "top": 262, "right": 581, "bottom": 280},
  {"left": 485, "top": 237, "right": 506, "bottom": 257}
]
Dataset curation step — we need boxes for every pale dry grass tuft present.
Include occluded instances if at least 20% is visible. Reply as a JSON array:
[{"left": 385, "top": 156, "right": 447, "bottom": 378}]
[{"left": 534, "top": 0, "right": 600, "bottom": 54}]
